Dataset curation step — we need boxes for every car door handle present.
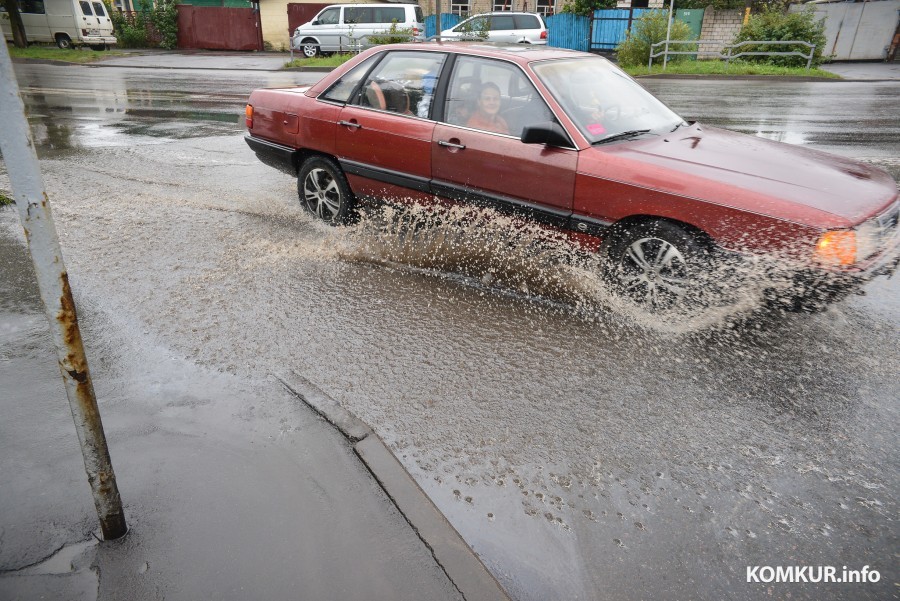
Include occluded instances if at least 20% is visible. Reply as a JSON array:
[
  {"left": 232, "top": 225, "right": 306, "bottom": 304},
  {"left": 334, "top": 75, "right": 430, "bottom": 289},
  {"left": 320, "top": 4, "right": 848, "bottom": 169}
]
[
  {"left": 338, "top": 120, "right": 362, "bottom": 130},
  {"left": 438, "top": 140, "right": 466, "bottom": 150}
]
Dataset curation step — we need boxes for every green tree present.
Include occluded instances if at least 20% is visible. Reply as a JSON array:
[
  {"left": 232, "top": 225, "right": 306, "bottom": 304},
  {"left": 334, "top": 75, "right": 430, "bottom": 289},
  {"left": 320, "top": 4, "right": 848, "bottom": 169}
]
[
  {"left": 732, "top": 6, "right": 827, "bottom": 67},
  {"left": 560, "top": 0, "right": 616, "bottom": 18},
  {"left": 616, "top": 10, "right": 697, "bottom": 67},
  {"left": 150, "top": 0, "right": 178, "bottom": 50}
]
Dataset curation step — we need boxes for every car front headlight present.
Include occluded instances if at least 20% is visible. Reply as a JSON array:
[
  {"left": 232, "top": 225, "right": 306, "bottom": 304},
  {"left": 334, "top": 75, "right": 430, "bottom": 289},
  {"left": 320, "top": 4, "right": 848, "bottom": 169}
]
[
  {"left": 815, "top": 222, "right": 885, "bottom": 267},
  {"left": 814, "top": 230, "right": 857, "bottom": 266}
]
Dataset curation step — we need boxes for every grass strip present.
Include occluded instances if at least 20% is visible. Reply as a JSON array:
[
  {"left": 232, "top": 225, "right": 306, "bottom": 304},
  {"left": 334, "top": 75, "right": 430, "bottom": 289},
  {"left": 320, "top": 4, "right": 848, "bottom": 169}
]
[
  {"left": 283, "top": 53, "right": 357, "bottom": 69},
  {"left": 623, "top": 59, "right": 840, "bottom": 79},
  {"left": 7, "top": 44, "right": 123, "bottom": 64}
]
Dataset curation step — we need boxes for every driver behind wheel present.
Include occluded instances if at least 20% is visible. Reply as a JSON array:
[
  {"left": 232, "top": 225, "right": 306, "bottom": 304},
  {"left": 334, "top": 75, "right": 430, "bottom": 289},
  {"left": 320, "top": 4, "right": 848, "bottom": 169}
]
[{"left": 569, "top": 79, "right": 609, "bottom": 136}]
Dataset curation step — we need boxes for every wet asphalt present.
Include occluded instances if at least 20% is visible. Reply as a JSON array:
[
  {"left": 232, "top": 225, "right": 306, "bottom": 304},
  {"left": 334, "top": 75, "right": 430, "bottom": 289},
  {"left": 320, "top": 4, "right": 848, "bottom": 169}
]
[{"left": 1, "top": 57, "right": 898, "bottom": 600}]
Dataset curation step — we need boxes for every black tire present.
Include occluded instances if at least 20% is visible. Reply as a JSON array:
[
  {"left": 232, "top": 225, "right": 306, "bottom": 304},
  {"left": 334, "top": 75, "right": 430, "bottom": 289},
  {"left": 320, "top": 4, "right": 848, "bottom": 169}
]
[
  {"left": 299, "top": 39, "right": 319, "bottom": 58},
  {"left": 56, "top": 34, "right": 73, "bottom": 50},
  {"left": 602, "top": 220, "right": 712, "bottom": 312},
  {"left": 297, "top": 156, "right": 355, "bottom": 225}
]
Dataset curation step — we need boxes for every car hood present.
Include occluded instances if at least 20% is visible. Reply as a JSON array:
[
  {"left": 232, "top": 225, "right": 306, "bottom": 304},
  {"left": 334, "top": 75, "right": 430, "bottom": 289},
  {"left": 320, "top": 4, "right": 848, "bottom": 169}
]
[{"left": 613, "top": 124, "right": 897, "bottom": 226}]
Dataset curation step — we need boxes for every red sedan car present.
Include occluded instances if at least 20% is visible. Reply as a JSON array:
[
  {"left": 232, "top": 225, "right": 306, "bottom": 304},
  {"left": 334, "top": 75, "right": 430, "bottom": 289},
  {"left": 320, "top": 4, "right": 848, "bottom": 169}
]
[{"left": 245, "top": 43, "right": 899, "bottom": 312}]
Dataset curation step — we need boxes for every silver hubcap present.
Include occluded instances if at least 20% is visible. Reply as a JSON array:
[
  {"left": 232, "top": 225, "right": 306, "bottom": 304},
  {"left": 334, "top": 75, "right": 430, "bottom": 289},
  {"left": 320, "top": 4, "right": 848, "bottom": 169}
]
[
  {"left": 618, "top": 236, "right": 689, "bottom": 308},
  {"left": 303, "top": 168, "right": 341, "bottom": 221},
  {"left": 303, "top": 44, "right": 317, "bottom": 58}
]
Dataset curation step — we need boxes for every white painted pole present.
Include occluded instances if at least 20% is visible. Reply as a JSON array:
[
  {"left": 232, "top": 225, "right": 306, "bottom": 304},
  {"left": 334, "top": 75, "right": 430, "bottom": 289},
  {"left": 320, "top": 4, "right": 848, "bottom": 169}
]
[
  {"left": 663, "top": 0, "right": 674, "bottom": 70},
  {"left": 0, "top": 41, "right": 127, "bottom": 540}
]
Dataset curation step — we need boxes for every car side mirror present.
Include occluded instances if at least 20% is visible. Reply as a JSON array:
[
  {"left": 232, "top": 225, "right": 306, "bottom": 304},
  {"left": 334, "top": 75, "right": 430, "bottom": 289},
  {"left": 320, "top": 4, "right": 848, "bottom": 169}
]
[
  {"left": 521, "top": 122, "right": 570, "bottom": 147},
  {"left": 311, "top": 19, "right": 320, "bottom": 25}
]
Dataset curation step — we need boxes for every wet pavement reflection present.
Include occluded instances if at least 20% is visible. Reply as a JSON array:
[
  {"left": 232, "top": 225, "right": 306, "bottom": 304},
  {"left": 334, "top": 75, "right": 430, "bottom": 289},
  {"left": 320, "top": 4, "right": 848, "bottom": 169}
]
[{"left": 1, "top": 63, "right": 897, "bottom": 600}]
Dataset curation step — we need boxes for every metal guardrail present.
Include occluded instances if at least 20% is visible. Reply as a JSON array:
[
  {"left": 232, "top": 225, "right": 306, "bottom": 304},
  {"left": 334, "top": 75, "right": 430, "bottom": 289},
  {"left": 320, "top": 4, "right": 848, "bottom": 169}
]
[{"left": 649, "top": 40, "right": 817, "bottom": 70}]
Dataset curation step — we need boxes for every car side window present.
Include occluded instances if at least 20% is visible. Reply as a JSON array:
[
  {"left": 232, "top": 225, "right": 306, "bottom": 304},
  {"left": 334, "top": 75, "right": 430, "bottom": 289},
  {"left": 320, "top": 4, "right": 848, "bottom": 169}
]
[
  {"left": 514, "top": 15, "right": 540, "bottom": 29},
  {"left": 489, "top": 15, "right": 516, "bottom": 31},
  {"left": 344, "top": 6, "right": 373, "bottom": 24},
  {"left": 320, "top": 55, "right": 380, "bottom": 104},
  {"left": 353, "top": 51, "right": 446, "bottom": 118},
  {"left": 317, "top": 7, "right": 339, "bottom": 25},
  {"left": 443, "top": 56, "right": 555, "bottom": 138}
]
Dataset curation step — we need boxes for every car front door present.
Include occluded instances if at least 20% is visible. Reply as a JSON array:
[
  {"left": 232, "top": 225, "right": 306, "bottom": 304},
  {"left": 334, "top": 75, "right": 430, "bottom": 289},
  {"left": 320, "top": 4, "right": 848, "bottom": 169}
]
[
  {"left": 431, "top": 55, "right": 576, "bottom": 228},
  {"left": 335, "top": 50, "right": 447, "bottom": 204},
  {"left": 311, "top": 6, "right": 341, "bottom": 52}
]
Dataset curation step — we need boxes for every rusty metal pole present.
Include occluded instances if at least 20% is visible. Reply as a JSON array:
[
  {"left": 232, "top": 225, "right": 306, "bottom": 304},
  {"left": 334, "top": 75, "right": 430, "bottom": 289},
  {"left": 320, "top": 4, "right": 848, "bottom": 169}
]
[{"left": 0, "top": 42, "right": 127, "bottom": 540}]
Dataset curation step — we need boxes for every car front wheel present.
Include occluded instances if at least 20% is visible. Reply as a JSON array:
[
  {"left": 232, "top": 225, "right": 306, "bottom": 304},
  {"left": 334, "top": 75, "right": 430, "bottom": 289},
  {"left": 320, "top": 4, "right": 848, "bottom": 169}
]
[
  {"left": 299, "top": 40, "right": 319, "bottom": 58},
  {"left": 602, "top": 220, "right": 712, "bottom": 312},
  {"left": 297, "top": 156, "right": 355, "bottom": 225}
]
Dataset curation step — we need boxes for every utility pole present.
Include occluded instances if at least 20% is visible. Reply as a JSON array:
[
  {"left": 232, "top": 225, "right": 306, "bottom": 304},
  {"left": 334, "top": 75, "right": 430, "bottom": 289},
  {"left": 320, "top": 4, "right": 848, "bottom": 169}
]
[{"left": 0, "top": 41, "right": 127, "bottom": 541}]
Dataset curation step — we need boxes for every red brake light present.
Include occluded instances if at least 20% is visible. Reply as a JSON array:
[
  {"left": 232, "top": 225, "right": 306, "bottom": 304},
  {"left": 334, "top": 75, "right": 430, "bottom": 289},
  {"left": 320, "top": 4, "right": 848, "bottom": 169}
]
[
  {"left": 245, "top": 104, "right": 253, "bottom": 129},
  {"left": 540, "top": 30, "right": 547, "bottom": 40}
]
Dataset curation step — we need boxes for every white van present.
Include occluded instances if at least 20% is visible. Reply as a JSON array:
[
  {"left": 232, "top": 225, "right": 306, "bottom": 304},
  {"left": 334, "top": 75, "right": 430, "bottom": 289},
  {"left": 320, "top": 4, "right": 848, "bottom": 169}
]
[
  {"left": 292, "top": 3, "right": 425, "bottom": 58},
  {"left": 1, "top": 0, "right": 116, "bottom": 49}
]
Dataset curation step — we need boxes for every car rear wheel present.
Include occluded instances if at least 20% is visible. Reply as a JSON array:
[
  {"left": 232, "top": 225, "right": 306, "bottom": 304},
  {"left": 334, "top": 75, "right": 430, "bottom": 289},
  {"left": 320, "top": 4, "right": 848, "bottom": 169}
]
[
  {"left": 602, "top": 220, "right": 712, "bottom": 312},
  {"left": 299, "top": 39, "right": 319, "bottom": 58},
  {"left": 298, "top": 156, "right": 355, "bottom": 225},
  {"left": 56, "top": 34, "right": 72, "bottom": 49}
]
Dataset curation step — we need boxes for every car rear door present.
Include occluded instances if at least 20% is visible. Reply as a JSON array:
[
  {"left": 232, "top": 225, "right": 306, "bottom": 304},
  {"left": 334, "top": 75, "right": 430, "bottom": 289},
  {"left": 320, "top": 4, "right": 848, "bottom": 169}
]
[
  {"left": 431, "top": 55, "right": 576, "bottom": 226},
  {"left": 486, "top": 14, "right": 517, "bottom": 44},
  {"left": 335, "top": 50, "right": 448, "bottom": 204}
]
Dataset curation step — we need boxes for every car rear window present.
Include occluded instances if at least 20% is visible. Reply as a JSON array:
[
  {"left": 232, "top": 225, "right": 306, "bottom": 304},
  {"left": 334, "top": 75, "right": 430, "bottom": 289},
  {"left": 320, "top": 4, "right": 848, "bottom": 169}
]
[
  {"left": 92, "top": 1, "right": 105, "bottom": 16},
  {"left": 514, "top": 14, "right": 540, "bottom": 29}
]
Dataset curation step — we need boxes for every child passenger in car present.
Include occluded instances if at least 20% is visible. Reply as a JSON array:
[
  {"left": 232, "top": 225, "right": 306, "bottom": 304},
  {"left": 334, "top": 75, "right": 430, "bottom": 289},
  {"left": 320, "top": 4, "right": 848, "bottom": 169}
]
[{"left": 466, "top": 82, "right": 509, "bottom": 135}]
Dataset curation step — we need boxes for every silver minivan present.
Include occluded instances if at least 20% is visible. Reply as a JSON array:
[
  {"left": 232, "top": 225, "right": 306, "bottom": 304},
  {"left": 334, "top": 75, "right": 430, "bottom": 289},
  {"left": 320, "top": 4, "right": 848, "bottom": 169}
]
[{"left": 292, "top": 3, "right": 426, "bottom": 58}]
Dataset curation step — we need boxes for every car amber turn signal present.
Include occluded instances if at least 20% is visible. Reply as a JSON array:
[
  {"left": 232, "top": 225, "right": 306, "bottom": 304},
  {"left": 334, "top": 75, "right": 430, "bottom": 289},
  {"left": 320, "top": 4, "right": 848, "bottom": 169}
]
[
  {"left": 815, "top": 230, "right": 856, "bottom": 266},
  {"left": 245, "top": 104, "right": 253, "bottom": 129}
]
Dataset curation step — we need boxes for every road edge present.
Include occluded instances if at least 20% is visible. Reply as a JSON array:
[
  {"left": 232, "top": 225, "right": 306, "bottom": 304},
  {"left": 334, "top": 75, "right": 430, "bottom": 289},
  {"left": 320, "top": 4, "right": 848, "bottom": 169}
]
[{"left": 278, "top": 371, "right": 511, "bottom": 601}]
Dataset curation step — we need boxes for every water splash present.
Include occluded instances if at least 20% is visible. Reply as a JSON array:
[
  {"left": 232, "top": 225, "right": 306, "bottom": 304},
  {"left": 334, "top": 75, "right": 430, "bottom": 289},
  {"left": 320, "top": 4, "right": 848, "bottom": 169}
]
[{"left": 316, "top": 200, "right": 811, "bottom": 334}]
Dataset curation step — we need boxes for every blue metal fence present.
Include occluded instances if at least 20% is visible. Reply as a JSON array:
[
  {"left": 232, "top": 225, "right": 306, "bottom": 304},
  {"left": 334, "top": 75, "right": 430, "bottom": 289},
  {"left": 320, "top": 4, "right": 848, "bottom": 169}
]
[
  {"left": 591, "top": 8, "right": 656, "bottom": 51},
  {"left": 425, "top": 13, "right": 462, "bottom": 38},
  {"left": 546, "top": 13, "right": 590, "bottom": 51}
]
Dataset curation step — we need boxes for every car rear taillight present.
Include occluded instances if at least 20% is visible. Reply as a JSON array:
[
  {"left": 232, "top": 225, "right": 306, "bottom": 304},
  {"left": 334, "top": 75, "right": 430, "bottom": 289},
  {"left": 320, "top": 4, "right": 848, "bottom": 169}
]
[
  {"left": 245, "top": 104, "right": 253, "bottom": 129},
  {"left": 82, "top": 29, "right": 89, "bottom": 36},
  {"left": 540, "top": 30, "right": 547, "bottom": 40},
  {"left": 412, "top": 26, "right": 420, "bottom": 37}
]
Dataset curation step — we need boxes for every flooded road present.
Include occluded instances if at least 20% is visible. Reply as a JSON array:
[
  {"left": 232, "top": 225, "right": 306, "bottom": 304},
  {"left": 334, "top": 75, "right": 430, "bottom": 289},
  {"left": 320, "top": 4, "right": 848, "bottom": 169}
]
[{"left": 1, "top": 63, "right": 898, "bottom": 600}]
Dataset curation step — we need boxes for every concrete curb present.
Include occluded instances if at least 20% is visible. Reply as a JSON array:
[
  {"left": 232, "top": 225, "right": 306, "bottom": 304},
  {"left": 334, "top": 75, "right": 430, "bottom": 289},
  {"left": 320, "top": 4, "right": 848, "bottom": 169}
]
[{"left": 278, "top": 371, "right": 511, "bottom": 601}]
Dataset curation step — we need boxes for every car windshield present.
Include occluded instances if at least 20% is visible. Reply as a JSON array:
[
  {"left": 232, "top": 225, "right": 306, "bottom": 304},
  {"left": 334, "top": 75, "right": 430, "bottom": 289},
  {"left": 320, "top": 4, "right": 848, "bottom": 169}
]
[{"left": 532, "top": 57, "right": 685, "bottom": 144}]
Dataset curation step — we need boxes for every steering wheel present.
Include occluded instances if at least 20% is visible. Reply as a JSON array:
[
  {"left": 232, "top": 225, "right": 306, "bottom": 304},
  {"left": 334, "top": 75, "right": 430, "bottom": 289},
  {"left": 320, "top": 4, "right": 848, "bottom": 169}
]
[{"left": 603, "top": 105, "right": 621, "bottom": 122}]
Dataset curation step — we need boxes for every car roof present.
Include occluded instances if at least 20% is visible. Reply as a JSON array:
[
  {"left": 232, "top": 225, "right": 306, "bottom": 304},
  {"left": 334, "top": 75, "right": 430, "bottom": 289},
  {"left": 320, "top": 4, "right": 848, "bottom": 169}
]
[{"left": 379, "top": 42, "right": 589, "bottom": 65}]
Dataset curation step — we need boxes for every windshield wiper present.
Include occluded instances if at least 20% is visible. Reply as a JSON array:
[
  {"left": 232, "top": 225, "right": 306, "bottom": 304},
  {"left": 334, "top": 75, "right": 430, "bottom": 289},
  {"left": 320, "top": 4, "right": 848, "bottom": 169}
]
[
  {"left": 669, "top": 121, "right": 689, "bottom": 132},
  {"left": 592, "top": 129, "right": 654, "bottom": 145}
]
